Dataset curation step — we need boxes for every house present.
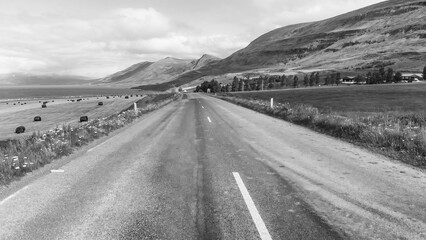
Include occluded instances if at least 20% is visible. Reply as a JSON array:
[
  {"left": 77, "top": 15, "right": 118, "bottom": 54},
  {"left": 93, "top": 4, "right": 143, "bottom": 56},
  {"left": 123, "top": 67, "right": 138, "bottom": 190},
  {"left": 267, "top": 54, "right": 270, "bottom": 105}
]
[
  {"left": 401, "top": 73, "right": 423, "bottom": 82},
  {"left": 341, "top": 76, "right": 356, "bottom": 85}
]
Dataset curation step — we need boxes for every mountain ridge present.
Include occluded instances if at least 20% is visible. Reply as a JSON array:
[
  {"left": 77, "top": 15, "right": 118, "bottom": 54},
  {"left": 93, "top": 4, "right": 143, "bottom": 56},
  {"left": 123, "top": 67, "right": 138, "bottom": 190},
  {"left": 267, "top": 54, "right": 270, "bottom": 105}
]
[
  {"left": 104, "top": 0, "right": 426, "bottom": 91},
  {"left": 95, "top": 54, "right": 221, "bottom": 87}
]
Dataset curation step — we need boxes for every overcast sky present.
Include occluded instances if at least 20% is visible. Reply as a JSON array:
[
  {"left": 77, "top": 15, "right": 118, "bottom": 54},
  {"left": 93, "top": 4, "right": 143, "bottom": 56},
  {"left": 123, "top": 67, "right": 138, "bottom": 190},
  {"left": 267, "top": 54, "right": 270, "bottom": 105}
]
[{"left": 0, "top": 0, "right": 384, "bottom": 78}]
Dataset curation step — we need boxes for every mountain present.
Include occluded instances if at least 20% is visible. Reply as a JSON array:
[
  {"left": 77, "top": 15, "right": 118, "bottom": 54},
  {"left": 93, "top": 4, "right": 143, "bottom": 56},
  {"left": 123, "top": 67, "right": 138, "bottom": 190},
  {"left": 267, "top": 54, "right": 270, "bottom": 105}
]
[
  {"left": 216, "top": 0, "right": 426, "bottom": 72},
  {"left": 108, "top": 0, "right": 426, "bottom": 91},
  {"left": 0, "top": 73, "right": 93, "bottom": 86},
  {"left": 96, "top": 54, "right": 221, "bottom": 87}
]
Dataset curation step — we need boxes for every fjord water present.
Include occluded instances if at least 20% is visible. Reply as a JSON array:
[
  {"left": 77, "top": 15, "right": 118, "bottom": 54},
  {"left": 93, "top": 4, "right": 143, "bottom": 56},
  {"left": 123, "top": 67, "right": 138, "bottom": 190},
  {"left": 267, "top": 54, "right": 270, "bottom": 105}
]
[{"left": 0, "top": 85, "right": 139, "bottom": 100}]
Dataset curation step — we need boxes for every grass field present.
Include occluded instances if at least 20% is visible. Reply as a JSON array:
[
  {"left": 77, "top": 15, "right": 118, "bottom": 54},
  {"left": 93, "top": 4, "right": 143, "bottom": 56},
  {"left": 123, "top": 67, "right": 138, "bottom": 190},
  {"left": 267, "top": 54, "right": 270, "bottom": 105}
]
[
  {"left": 221, "top": 83, "right": 426, "bottom": 168},
  {"left": 231, "top": 83, "right": 426, "bottom": 113},
  {"left": 0, "top": 96, "right": 143, "bottom": 141}
]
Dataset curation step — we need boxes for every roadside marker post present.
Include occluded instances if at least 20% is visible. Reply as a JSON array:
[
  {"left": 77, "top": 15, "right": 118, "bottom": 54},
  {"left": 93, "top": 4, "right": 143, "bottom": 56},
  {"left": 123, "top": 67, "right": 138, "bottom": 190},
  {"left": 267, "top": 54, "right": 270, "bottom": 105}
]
[
  {"left": 134, "top": 102, "right": 138, "bottom": 115},
  {"left": 270, "top": 98, "right": 274, "bottom": 108}
]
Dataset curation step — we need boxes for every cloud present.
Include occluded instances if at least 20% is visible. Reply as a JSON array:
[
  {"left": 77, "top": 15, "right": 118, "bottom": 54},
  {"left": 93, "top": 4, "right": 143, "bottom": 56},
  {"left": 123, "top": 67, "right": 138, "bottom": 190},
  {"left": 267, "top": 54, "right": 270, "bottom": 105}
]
[
  {"left": 250, "top": 0, "right": 383, "bottom": 31},
  {"left": 0, "top": 7, "right": 250, "bottom": 77},
  {"left": 0, "top": 7, "right": 252, "bottom": 77},
  {"left": 0, "top": 1, "right": 385, "bottom": 78}
]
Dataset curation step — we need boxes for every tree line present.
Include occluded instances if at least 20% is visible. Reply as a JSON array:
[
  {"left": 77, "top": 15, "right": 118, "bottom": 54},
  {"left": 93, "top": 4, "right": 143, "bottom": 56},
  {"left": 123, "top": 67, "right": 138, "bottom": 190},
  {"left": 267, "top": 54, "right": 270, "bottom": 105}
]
[{"left": 194, "top": 66, "right": 426, "bottom": 93}]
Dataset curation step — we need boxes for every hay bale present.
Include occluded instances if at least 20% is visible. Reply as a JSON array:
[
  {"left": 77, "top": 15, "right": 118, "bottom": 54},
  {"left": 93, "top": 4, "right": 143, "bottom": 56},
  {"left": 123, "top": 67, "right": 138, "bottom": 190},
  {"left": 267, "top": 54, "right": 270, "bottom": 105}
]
[{"left": 15, "top": 126, "right": 25, "bottom": 134}]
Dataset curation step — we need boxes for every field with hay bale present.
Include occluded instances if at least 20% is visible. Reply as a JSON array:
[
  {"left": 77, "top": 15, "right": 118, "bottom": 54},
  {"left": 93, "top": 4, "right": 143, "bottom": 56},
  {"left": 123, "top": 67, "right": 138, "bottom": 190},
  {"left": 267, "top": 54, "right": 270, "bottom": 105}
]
[
  {"left": 0, "top": 93, "right": 181, "bottom": 184},
  {"left": 0, "top": 95, "right": 144, "bottom": 141}
]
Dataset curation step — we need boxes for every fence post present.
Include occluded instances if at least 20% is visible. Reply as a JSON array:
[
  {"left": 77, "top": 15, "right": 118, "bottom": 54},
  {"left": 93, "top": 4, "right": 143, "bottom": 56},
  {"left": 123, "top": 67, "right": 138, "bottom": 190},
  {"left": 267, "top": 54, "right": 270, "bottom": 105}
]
[
  {"left": 134, "top": 102, "right": 138, "bottom": 114},
  {"left": 270, "top": 98, "right": 274, "bottom": 108}
]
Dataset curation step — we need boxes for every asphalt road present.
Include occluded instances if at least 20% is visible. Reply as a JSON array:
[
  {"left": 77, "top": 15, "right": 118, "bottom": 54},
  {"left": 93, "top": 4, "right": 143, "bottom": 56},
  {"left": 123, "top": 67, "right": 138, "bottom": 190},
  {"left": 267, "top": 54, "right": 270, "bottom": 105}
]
[{"left": 1, "top": 93, "right": 425, "bottom": 239}]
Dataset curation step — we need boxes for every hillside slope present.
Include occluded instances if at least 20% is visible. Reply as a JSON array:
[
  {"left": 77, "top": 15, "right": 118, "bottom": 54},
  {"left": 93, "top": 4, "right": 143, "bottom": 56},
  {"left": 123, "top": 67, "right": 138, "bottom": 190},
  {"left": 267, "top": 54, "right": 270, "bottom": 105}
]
[
  {"left": 163, "top": 0, "right": 425, "bottom": 89},
  {"left": 96, "top": 54, "right": 221, "bottom": 87},
  {"left": 116, "top": 0, "right": 426, "bottom": 91},
  {"left": 220, "top": 0, "right": 426, "bottom": 71}
]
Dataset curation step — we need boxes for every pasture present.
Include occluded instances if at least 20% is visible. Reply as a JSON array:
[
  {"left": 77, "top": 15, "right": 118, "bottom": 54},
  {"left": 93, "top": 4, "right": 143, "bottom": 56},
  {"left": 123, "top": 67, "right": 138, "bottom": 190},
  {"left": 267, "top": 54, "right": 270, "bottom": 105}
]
[
  {"left": 231, "top": 83, "right": 426, "bottom": 113},
  {"left": 0, "top": 96, "right": 143, "bottom": 140}
]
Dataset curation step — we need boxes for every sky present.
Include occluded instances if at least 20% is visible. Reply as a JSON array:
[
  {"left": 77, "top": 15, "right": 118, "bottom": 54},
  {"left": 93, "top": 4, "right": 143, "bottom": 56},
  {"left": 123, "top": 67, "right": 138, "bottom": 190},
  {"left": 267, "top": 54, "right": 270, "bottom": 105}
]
[{"left": 0, "top": 0, "right": 384, "bottom": 78}]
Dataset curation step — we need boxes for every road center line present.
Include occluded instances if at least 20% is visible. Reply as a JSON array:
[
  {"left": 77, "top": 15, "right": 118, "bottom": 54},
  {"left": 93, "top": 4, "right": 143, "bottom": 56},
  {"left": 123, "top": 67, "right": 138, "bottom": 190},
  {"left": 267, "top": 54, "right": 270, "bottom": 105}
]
[
  {"left": 233, "top": 172, "right": 273, "bottom": 240},
  {"left": 207, "top": 117, "right": 212, "bottom": 123},
  {"left": 0, "top": 186, "right": 29, "bottom": 206}
]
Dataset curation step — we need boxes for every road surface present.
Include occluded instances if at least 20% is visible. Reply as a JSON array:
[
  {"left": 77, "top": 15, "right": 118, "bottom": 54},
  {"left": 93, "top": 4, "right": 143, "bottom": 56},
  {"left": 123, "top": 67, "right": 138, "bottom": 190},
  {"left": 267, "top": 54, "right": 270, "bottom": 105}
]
[{"left": 0, "top": 93, "right": 425, "bottom": 239}]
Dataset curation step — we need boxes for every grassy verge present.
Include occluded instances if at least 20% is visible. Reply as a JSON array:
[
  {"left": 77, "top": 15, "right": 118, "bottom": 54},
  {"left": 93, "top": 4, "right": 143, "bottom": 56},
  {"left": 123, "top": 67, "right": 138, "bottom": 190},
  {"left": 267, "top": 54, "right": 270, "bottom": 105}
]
[
  {"left": 216, "top": 94, "right": 426, "bottom": 168},
  {"left": 0, "top": 93, "right": 181, "bottom": 185}
]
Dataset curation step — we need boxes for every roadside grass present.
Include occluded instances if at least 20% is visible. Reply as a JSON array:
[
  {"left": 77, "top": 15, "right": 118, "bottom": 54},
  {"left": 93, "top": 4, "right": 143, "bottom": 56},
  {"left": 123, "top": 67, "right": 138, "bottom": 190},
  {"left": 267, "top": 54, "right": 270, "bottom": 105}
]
[
  {"left": 0, "top": 93, "right": 180, "bottom": 185},
  {"left": 232, "top": 83, "right": 426, "bottom": 113},
  {"left": 217, "top": 91, "right": 426, "bottom": 169}
]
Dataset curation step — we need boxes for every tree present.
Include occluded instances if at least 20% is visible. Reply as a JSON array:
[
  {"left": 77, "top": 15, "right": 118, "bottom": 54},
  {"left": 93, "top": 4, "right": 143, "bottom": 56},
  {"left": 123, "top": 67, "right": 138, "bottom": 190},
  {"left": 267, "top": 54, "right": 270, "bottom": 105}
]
[
  {"left": 366, "top": 71, "right": 372, "bottom": 84},
  {"left": 315, "top": 72, "right": 320, "bottom": 86},
  {"left": 238, "top": 79, "right": 244, "bottom": 91},
  {"left": 200, "top": 81, "right": 209, "bottom": 92},
  {"left": 354, "top": 74, "right": 364, "bottom": 84},
  {"left": 335, "top": 72, "right": 341, "bottom": 86},
  {"left": 231, "top": 76, "right": 239, "bottom": 92},
  {"left": 286, "top": 75, "right": 292, "bottom": 87},
  {"left": 386, "top": 68, "right": 394, "bottom": 83},
  {"left": 210, "top": 79, "right": 220, "bottom": 93},
  {"left": 329, "top": 73, "right": 336, "bottom": 85},
  {"left": 293, "top": 75, "right": 299, "bottom": 88},
  {"left": 280, "top": 74, "right": 287, "bottom": 87},
  {"left": 324, "top": 76, "right": 330, "bottom": 85},
  {"left": 309, "top": 72, "right": 315, "bottom": 86},
  {"left": 379, "top": 67, "right": 386, "bottom": 83},
  {"left": 303, "top": 75, "right": 309, "bottom": 87},
  {"left": 394, "top": 72, "right": 402, "bottom": 82},
  {"left": 423, "top": 66, "right": 426, "bottom": 80},
  {"left": 372, "top": 72, "right": 380, "bottom": 84}
]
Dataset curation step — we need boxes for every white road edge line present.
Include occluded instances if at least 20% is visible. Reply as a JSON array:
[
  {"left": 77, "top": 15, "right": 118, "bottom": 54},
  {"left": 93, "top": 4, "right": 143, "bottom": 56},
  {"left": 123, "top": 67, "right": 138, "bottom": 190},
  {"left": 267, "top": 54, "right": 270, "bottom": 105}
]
[
  {"left": 207, "top": 117, "right": 212, "bottom": 123},
  {"left": 0, "top": 186, "right": 29, "bottom": 206},
  {"left": 87, "top": 139, "right": 108, "bottom": 152},
  {"left": 233, "top": 172, "right": 273, "bottom": 240}
]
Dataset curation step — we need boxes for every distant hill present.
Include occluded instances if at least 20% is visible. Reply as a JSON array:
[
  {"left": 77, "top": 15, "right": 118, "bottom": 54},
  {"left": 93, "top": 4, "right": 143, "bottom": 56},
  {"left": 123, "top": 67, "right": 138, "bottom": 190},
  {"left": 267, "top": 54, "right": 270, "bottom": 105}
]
[
  {"left": 0, "top": 73, "right": 93, "bottom": 86},
  {"left": 215, "top": 0, "right": 426, "bottom": 72},
  {"left": 95, "top": 54, "right": 221, "bottom": 87},
  {"left": 105, "top": 0, "right": 426, "bottom": 91}
]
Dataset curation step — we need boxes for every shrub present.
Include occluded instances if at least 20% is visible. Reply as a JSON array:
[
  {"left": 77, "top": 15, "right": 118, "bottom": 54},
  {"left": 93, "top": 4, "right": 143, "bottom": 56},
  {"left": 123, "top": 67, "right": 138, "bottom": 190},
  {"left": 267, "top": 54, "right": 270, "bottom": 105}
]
[{"left": 217, "top": 94, "right": 426, "bottom": 168}]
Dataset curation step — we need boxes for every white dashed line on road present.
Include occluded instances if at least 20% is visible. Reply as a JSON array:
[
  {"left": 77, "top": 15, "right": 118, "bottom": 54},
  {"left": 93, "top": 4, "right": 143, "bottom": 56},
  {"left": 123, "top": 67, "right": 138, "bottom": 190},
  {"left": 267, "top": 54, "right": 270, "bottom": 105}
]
[
  {"left": 0, "top": 186, "right": 29, "bottom": 206},
  {"left": 233, "top": 172, "right": 273, "bottom": 240},
  {"left": 207, "top": 117, "right": 212, "bottom": 123}
]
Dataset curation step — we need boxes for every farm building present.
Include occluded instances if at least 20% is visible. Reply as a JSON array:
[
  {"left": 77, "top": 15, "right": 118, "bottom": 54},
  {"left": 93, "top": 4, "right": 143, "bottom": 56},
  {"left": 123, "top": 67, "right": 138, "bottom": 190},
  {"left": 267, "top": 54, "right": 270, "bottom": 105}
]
[
  {"left": 341, "top": 76, "right": 356, "bottom": 85},
  {"left": 401, "top": 73, "right": 423, "bottom": 82}
]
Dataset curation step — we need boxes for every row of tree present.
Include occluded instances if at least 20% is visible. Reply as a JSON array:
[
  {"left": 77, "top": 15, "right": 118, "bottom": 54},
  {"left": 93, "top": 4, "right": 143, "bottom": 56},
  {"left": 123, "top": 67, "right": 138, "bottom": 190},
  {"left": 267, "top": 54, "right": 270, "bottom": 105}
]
[
  {"left": 194, "top": 66, "right": 426, "bottom": 93},
  {"left": 194, "top": 72, "right": 341, "bottom": 93}
]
